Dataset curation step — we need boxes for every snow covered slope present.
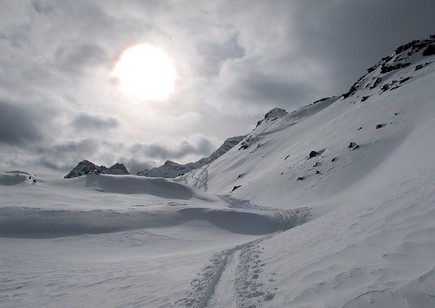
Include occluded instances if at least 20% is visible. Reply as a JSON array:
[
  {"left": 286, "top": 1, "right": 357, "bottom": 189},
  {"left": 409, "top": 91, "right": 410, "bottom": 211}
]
[
  {"left": 175, "top": 36, "right": 435, "bottom": 307},
  {"left": 180, "top": 36, "right": 435, "bottom": 209},
  {"left": 1, "top": 36, "right": 435, "bottom": 308}
]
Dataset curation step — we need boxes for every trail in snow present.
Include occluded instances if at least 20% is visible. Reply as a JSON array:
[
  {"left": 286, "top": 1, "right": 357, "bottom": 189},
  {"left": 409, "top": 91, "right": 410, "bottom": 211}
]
[
  {"left": 176, "top": 235, "right": 278, "bottom": 308},
  {"left": 175, "top": 245, "right": 239, "bottom": 307},
  {"left": 208, "top": 250, "right": 240, "bottom": 308},
  {"left": 236, "top": 240, "right": 276, "bottom": 308},
  {"left": 176, "top": 195, "right": 309, "bottom": 307},
  {"left": 179, "top": 166, "right": 209, "bottom": 192}
]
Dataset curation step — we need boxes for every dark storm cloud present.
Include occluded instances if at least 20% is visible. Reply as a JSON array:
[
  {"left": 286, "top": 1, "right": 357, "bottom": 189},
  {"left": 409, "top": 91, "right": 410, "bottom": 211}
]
[
  {"left": 35, "top": 138, "right": 100, "bottom": 170},
  {"left": 0, "top": 101, "right": 43, "bottom": 145},
  {"left": 71, "top": 113, "right": 119, "bottom": 132},
  {"left": 29, "top": 136, "right": 214, "bottom": 173},
  {"left": 287, "top": 0, "right": 435, "bottom": 93},
  {"left": 218, "top": 67, "right": 313, "bottom": 109},
  {"left": 213, "top": 0, "right": 435, "bottom": 110}
]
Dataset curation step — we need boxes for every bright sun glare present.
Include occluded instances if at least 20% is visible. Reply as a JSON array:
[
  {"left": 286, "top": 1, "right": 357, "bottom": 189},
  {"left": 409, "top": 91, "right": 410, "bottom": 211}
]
[{"left": 112, "top": 44, "right": 177, "bottom": 101}]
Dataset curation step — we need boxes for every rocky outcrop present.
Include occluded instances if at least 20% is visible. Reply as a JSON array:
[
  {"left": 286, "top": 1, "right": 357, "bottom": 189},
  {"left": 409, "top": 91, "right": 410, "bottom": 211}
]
[{"left": 64, "top": 160, "right": 129, "bottom": 178}]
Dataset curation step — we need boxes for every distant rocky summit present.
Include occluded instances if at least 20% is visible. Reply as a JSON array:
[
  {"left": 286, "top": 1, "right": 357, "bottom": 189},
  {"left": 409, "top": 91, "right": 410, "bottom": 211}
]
[
  {"left": 137, "top": 136, "right": 245, "bottom": 178},
  {"left": 64, "top": 160, "right": 129, "bottom": 178},
  {"left": 107, "top": 163, "right": 129, "bottom": 175},
  {"left": 256, "top": 108, "right": 288, "bottom": 127}
]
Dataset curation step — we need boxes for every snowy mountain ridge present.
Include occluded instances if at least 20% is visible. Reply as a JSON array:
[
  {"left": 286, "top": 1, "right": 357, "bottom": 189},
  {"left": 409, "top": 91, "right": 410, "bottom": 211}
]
[{"left": 137, "top": 135, "right": 244, "bottom": 178}]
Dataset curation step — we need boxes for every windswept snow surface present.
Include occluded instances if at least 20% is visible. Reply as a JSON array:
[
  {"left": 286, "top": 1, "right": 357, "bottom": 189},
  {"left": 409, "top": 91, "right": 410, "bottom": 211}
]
[
  {"left": 0, "top": 174, "right": 304, "bottom": 307},
  {"left": 1, "top": 37, "right": 435, "bottom": 307}
]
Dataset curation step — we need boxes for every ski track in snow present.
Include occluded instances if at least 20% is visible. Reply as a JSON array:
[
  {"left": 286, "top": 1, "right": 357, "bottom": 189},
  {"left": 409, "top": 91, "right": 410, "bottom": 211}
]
[
  {"left": 175, "top": 237, "right": 273, "bottom": 308},
  {"left": 176, "top": 196, "right": 310, "bottom": 307},
  {"left": 208, "top": 250, "right": 240, "bottom": 308},
  {"left": 181, "top": 166, "right": 209, "bottom": 192}
]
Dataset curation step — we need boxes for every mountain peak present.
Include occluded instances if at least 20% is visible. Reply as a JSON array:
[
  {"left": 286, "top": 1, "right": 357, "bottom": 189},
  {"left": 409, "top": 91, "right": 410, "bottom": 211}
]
[
  {"left": 264, "top": 108, "right": 288, "bottom": 119},
  {"left": 64, "top": 160, "right": 129, "bottom": 178},
  {"left": 342, "top": 35, "right": 435, "bottom": 99}
]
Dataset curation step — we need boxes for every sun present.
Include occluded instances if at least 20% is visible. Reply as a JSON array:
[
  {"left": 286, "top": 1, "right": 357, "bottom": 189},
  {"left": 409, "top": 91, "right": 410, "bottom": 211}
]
[{"left": 112, "top": 44, "right": 177, "bottom": 101}]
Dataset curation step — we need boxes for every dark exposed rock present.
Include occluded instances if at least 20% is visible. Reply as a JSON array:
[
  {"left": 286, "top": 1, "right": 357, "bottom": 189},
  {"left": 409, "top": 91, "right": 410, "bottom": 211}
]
[
  {"left": 370, "top": 77, "right": 382, "bottom": 89},
  {"left": 64, "top": 160, "right": 98, "bottom": 178},
  {"left": 395, "top": 40, "right": 420, "bottom": 54},
  {"left": 231, "top": 185, "right": 241, "bottom": 192},
  {"left": 381, "top": 84, "right": 390, "bottom": 92},
  {"left": 367, "top": 65, "right": 377, "bottom": 73},
  {"left": 238, "top": 135, "right": 259, "bottom": 151},
  {"left": 361, "top": 96, "right": 369, "bottom": 102},
  {"left": 380, "top": 62, "right": 411, "bottom": 74},
  {"left": 308, "top": 151, "right": 320, "bottom": 159},
  {"left": 348, "top": 142, "right": 359, "bottom": 150},
  {"left": 64, "top": 160, "right": 129, "bottom": 179},
  {"left": 296, "top": 177, "right": 304, "bottom": 181},
  {"left": 342, "top": 85, "right": 357, "bottom": 99},
  {"left": 376, "top": 123, "right": 386, "bottom": 129},
  {"left": 423, "top": 44, "right": 435, "bottom": 56},
  {"left": 331, "top": 157, "right": 338, "bottom": 162},
  {"left": 400, "top": 77, "right": 411, "bottom": 84},
  {"left": 108, "top": 163, "right": 129, "bottom": 175}
]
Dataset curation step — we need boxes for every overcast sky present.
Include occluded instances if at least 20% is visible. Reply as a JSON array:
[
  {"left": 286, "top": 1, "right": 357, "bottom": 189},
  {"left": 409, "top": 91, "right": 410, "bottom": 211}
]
[{"left": 1, "top": 0, "right": 434, "bottom": 176}]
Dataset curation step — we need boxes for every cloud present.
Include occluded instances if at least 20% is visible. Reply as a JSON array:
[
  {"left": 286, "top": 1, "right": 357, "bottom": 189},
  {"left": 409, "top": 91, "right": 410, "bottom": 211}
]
[
  {"left": 35, "top": 139, "right": 99, "bottom": 170},
  {"left": 71, "top": 113, "right": 119, "bottom": 132},
  {"left": 195, "top": 33, "right": 245, "bottom": 76},
  {"left": 11, "top": 135, "right": 215, "bottom": 175},
  {"left": 130, "top": 137, "right": 214, "bottom": 161},
  {"left": 0, "top": 101, "right": 44, "bottom": 145},
  {"left": 55, "top": 43, "right": 108, "bottom": 75},
  {"left": 216, "top": 62, "right": 314, "bottom": 112}
]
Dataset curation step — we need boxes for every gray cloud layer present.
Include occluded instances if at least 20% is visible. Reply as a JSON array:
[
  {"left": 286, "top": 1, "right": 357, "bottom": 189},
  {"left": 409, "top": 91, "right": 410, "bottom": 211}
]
[
  {"left": 0, "top": 101, "right": 43, "bottom": 145},
  {"left": 71, "top": 113, "right": 119, "bottom": 132},
  {"left": 1, "top": 0, "right": 434, "bottom": 175}
]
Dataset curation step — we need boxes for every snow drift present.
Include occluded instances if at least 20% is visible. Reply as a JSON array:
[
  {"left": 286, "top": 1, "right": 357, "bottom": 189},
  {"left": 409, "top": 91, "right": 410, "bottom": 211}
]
[
  {"left": 85, "top": 173, "right": 195, "bottom": 199},
  {"left": 0, "top": 205, "right": 309, "bottom": 238},
  {"left": 0, "top": 171, "right": 36, "bottom": 186}
]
